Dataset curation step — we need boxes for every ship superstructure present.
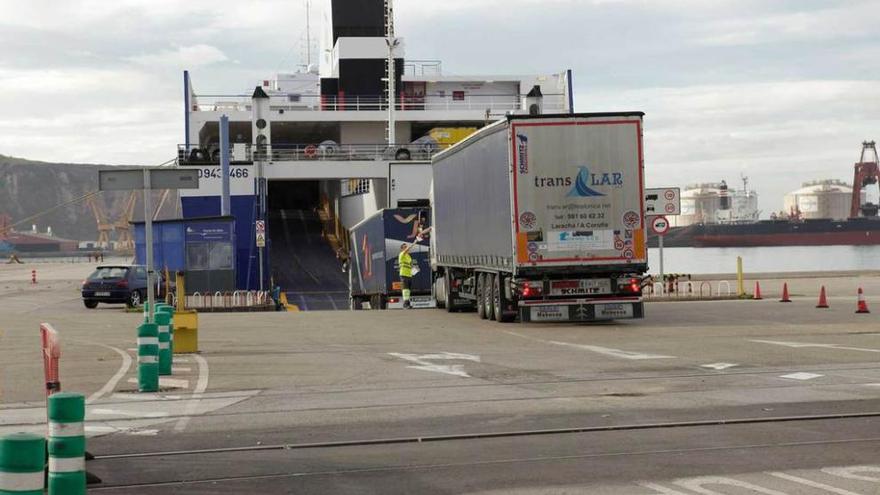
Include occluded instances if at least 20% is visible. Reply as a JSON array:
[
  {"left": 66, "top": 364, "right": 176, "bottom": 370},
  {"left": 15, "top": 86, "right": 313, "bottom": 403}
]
[{"left": 176, "top": 0, "right": 573, "bottom": 307}]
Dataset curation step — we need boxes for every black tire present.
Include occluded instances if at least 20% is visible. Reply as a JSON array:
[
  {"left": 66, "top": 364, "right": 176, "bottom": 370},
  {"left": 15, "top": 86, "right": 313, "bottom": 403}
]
[
  {"left": 476, "top": 274, "right": 487, "bottom": 319},
  {"left": 435, "top": 276, "right": 446, "bottom": 310},
  {"left": 445, "top": 274, "right": 456, "bottom": 313},
  {"left": 492, "top": 276, "right": 503, "bottom": 322},
  {"left": 211, "top": 149, "right": 221, "bottom": 163},
  {"left": 127, "top": 290, "right": 143, "bottom": 308},
  {"left": 83, "top": 300, "right": 98, "bottom": 309},
  {"left": 395, "top": 149, "right": 411, "bottom": 160},
  {"left": 484, "top": 273, "right": 496, "bottom": 321},
  {"left": 495, "top": 276, "right": 516, "bottom": 322},
  {"left": 351, "top": 297, "right": 363, "bottom": 311}
]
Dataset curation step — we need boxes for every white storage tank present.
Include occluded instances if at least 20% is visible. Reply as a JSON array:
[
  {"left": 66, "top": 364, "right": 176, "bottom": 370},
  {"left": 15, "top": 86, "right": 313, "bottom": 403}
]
[
  {"left": 673, "top": 181, "right": 759, "bottom": 227},
  {"left": 783, "top": 179, "right": 862, "bottom": 220}
]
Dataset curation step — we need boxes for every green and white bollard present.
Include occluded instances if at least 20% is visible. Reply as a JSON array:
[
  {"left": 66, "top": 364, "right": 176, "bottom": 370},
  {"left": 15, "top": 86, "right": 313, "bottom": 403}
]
[
  {"left": 0, "top": 433, "right": 45, "bottom": 495},
  {"left": 157, "top": 304, "right": 175, "bottom": 358},
  {"left": 137, "top": 322, "right": 159, "bottom": 392},
  {"left": 155, "top": 311, "right": 172, "bottom": 376},
  {"left": 47, "top": 393, "right": 86, "bottom": 495}
]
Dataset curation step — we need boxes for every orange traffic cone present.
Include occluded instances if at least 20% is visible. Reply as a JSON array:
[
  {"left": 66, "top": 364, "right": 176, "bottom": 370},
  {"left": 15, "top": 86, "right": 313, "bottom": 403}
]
[
  {"left": 780, "top": 283, "right": 791, "bottom": 303},
  {"left": 856, "top": 287, "right": 870, "bottom": 314},
  {"left": 816, "top": 286, "right": 829, "bottom": 308},
  {"left": 753, "top": 281, "right": 763, "bottom": 300}
]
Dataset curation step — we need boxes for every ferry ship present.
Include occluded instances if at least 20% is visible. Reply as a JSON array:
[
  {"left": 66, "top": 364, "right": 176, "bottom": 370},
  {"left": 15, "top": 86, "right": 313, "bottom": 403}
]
[{"left": 176, "top": 0, "right": 574, "bottom": 309}]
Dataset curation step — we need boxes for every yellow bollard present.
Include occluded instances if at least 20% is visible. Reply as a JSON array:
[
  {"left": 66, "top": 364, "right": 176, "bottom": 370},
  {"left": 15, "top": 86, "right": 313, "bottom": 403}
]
[
  {"left": 736, "top": 256, "right": 745, "bottom": 297},
  {"left": 173, "top": 271, "right": 199, "bottom": 353}
]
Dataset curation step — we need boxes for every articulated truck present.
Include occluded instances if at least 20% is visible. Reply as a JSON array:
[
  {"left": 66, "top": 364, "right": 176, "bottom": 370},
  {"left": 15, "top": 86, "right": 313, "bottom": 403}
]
[
  {"left": 430, "top": 113, "right": 647, "bottom": 322},
  {"left": 349, "top": 208, "right": 433, "bottom": 310}
]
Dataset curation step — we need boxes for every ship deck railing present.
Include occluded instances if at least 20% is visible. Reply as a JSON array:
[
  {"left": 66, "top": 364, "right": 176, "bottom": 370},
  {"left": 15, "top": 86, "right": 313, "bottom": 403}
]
[
  {"left": 177, "top": 142, "right": 452, "bottom": 165},
  {"left": 190, "top": 93, "right": 567, "bottom": 113}
]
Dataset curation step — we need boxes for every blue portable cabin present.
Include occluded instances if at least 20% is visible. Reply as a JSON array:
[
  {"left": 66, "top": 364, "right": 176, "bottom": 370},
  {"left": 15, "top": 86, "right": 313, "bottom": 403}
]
[
  {"left": 133, "top": 216, "right": 237, "bottom": 293},
  {"left": 349, "top": 207, "right": 432, "bottom": 309}
]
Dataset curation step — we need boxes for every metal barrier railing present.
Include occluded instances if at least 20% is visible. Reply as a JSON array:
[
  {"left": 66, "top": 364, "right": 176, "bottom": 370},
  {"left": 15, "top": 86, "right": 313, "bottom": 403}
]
[
  {"left": 644, "top": 279, "right": 735, "bottom": 299},
  {"left": 190, "top": 93, "right": 567, "bottom": 113},
  {"left": 184, "top": 290, "right": 273, "bottom": 311},
  {"left": 177, "top": 142, "right": 449, "bottom": 164}
]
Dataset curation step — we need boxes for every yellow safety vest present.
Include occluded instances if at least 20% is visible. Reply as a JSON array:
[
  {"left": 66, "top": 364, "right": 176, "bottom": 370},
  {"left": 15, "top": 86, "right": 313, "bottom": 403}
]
[{"left": 398, "top": 251, "right": 412, "bottom": 277}]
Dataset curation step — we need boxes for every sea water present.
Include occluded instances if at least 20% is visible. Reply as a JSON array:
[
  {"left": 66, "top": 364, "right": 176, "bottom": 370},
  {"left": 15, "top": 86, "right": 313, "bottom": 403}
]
[{"left": 647, "top": 245, "right": 880, "bottom": 275}]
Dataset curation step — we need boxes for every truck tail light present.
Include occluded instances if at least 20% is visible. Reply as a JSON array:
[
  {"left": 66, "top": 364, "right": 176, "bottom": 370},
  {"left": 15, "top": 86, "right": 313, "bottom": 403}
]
[
  {"left": 519, "top": 281, "right": 543, "bottom": 298},
  {"left": 618, "top": 277, "right": 641, "bottom": 294}
]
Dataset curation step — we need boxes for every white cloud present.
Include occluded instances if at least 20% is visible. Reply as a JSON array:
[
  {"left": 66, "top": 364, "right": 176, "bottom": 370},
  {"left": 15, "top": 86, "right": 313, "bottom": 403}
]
[
  {"left": 128, "top": 45, "right": 229, "bottom": 68},
  {"left": 691, "top": 2, "right": 878, "bottom": 46},
  {"left": 579, "top": 80, "right": 880, "bottom": 213}
]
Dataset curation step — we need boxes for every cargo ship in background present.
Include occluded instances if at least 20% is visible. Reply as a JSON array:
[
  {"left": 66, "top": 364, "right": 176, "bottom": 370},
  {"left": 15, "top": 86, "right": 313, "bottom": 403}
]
[{"left": 650, "top": 141, "right": 880, "bottom": 248}]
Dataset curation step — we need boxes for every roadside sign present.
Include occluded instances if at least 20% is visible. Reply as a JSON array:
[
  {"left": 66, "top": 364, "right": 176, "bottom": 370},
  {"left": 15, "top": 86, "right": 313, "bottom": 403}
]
[
  {"left": 99, "top": 169, "right": 200, "bottom": 191},
  {"left": 256, "top": 232, "right": 266, "bottom": 248},
  {"left": 645, "top": 188, "right": 681, "bottom": 216},
  {"left": 98, "top": 167, "right": 200, "bottom": 326},
  {"left": 651, "top": 215, "right": 670, "bottom": 236},
  {"left": 255, "top": 220, "right": 265, "bottom": 234}
]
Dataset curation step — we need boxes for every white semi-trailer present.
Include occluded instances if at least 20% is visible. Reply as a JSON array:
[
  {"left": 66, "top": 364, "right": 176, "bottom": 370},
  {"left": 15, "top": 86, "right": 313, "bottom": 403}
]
[{"left": 430, "top": 113, "right": 647, "bottom": 322}]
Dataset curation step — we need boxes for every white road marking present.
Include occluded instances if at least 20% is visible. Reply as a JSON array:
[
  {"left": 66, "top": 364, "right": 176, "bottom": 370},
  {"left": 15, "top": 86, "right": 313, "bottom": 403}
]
[
  {"left": 90, "top": 408, "right": 169, "bottom": 419},
  {"left": 83, "top": 343, "right": 132, "bottom": 404},
  {"left": 127, "top": 377, "right": 190, "bottom": 389},
  {"left": 1, "top": 391, "right": 258, "bottom": 438},
  {"left": 548, "top": 341, "right": 676, "bottom": 360},
  {"left": 388, "top": 352, "right": 480, "bottom": 378},
  {"left": 750, "top": 339, "right": 880, "bottom": 354},
  {"left": 637, "top": 482, "right": 690, "bottom": 494},
  {"left": 767, "top": 472, "right": 861, "bottom": 495},
  {"left": 126, "top": 348, "right": 137, "bottom": 352},
  {"left": 701, "top": 363, "right": 738, "bottom": 370},
  {"left": 779, "top": 372, "right": 824, "bottom": 381},
  {"left": 172, "top": 367, "right": 192, "bottom": 372},
  {"left": 673, "top": 476, "right": 789, "bottom": 494},
  {"left": 174, "top": 353, "right": 209, "bottom": 432},
  {"left": 501, "top": 330, "right": 675, "bottom": 360},
  {"left": 822, "top": 465, "right": 880, "bottom": 482}
]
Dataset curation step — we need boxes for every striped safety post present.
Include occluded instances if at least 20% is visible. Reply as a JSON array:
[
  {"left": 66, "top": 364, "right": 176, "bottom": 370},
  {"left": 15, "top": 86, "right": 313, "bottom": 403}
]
[
  {"left": 155, "top": 311, "right": 172, "bottom": 376},
  {"left": 157, "top": 304, "right": 175, "bottom": 359},
  {"left": 0, "top": 433, "right": 45, "bottom": 495},
  {"left": 138, "top": 322, "right": 159, "bottom": 392},
  {"left": 47, "top": 393, "right": 86, "bottom": 495}
]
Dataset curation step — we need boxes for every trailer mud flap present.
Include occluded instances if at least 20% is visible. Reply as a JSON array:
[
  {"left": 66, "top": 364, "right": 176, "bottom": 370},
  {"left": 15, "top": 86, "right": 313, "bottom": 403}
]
[{"left": 520, "top": 301, "right": 643, "bottom": 322}]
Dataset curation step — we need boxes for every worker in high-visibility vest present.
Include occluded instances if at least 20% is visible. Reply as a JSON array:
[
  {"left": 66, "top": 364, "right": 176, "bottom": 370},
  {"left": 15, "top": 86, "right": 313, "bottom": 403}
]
[{"left": 398, "top": 242, "right": 415, "bottom": 309}]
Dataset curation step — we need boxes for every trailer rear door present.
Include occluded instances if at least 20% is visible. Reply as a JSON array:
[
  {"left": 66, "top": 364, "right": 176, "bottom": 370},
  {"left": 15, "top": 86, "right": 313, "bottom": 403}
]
[{"left": 511, "top": 115, "right": 646, "bottom": 268}]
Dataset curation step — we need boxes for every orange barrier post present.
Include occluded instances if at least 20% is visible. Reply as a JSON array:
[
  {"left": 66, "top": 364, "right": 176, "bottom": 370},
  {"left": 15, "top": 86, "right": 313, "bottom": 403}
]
[
  {"left": 753, "top": 281, "right": 763, "bottom": 300},
  {"left": 780, "top": 283, "right": 792, "bottom": 303},
  {"left": 41, "top": 323, "right": 61, "bottom": 396},
  {"left": 816, "top": 286, "right": 829, "bottom": 308},
  {"left": 856, "top": 287, "right": 870, "bottom": 314}
]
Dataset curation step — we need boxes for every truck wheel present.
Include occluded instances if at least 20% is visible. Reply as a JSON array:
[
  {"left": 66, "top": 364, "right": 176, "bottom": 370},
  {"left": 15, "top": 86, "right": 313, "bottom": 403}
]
[
  {"left": 494, "top": 276, "right": 516, "bottom": 323},
  {"left": 484, "top": 274, "right": 496, "bottom": 321},
  {"left": 435, "top": 276, "right": 447, "bottom": 310},
  {"left": 476, "top": 274, "right": 487, "bottom": 319},
  {"left": 445, "top": 274, "right": 456, "bottom": 313},
  {"left": 351, "top": 297, "right": 362, "bottom": 310}
]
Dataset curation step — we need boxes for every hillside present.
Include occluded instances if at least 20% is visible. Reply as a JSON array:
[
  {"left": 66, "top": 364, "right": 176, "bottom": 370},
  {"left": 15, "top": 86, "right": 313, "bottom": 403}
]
[{"left": 0, "top": 154, "right": 178, "bottom": 242}]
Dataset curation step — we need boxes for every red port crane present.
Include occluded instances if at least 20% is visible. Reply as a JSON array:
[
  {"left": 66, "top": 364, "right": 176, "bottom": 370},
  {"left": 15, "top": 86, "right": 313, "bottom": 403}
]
[{"left": 850, "top": 141, "right": 880, "bottom": 219}]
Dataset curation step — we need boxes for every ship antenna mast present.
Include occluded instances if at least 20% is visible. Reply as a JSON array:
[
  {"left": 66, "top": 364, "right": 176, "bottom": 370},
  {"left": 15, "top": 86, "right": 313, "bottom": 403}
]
[
  {"left": 385, "top": 0, "right": 398, "bottom": 146},
  {"left": 305, "top": 0, "right": 311, "bottom": 66}
]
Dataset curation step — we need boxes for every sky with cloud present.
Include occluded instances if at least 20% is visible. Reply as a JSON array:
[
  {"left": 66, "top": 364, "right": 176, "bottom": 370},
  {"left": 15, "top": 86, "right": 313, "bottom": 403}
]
[{"left": 0, "top": 0, "right": 877, "bottom": 213}]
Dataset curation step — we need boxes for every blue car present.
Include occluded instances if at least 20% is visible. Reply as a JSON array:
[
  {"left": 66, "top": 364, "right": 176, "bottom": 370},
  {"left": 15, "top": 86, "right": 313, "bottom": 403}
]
[{"left": 81, "top": 265, "right": 171, "bottom": 309}]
